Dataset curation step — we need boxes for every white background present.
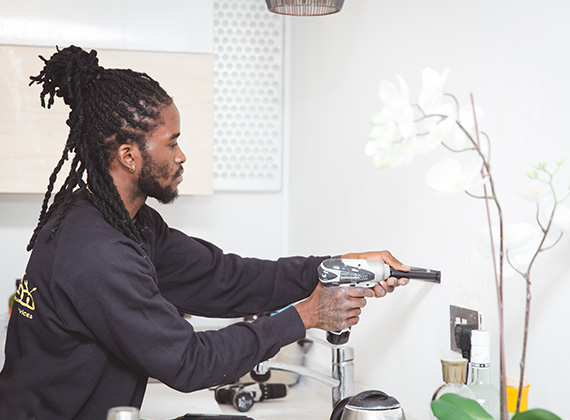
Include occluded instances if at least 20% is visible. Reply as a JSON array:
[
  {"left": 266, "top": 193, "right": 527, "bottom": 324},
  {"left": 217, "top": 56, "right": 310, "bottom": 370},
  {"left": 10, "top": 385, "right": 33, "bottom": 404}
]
[
  {"left": 1, "top": 1, "right": 569, "bottom": 419},
  {"left": 287, "top": 1, "right": 570, "bottom": 418}
]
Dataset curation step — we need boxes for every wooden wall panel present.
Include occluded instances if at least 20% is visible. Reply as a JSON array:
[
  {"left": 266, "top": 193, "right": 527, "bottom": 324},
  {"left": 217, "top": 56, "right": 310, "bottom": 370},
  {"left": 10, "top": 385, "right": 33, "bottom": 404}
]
[{"left": 0, "top": 45, "right": 213, "bottom": 194}]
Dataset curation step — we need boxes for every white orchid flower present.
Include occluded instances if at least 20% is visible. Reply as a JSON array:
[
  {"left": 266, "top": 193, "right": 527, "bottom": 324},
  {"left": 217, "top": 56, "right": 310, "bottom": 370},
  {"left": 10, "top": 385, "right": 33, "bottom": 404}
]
[
  {"left": 418, "top": 68, "right": 449, "bottom": 114},
  {"left": 551, "top": 205, "right": 570, "bottom": 232},
  {"left": 415, "top": 101, "right": 457, "bottom": 154},
  {"left": 379, "top": 75, "right": 410, "bottom": 112},
  {"left": 365, "top": 134, "right": 392, "bottom": 168},
  {"left": 425, "top": 156, "right": 482, "bottom": 193},
  {"left": 504, "top": 222, "right": 541, "bottom": 271},
  {"left": 445, "top": 103, "right": 486, "bottom": 152},
  {"left": 388, "top": 136, "right": 418, "bottom": 167},
  {"left": 458, "top": 103, "right": 485, "bottom": 130},
  {"left": 475, "top": 223, "right": 540, "bottom": 275},
  {"left": 537, "top": 203, "right": 570, "bottom": 234},
  {"left": 366, "top": 75, "right": 419, "bottom": 168},
  {"left": 519, "top": 179, "right": 549, "bottom": 203},
  {"left": 365, "top": 125, "right": 417, "bottom": 168},
  {"left": 378, "top": 75, "right": 416, "bottom": 139},
  {"left": 504, "top": 223, "right": 541, "bottom": 261}
]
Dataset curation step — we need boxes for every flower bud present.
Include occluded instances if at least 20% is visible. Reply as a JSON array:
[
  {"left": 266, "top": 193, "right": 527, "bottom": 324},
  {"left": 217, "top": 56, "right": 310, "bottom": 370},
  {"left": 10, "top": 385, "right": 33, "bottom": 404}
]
[{"left": 526, "top": 169, "right": 538, "bottom": 179}]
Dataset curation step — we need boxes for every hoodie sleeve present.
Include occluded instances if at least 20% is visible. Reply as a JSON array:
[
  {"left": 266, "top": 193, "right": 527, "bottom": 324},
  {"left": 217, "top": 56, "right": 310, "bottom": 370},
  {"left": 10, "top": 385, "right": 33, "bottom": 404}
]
[
  {"left": 55, "top": 232, "right": 310, "bottom": 393},
  {"left": 144, "top": 205, "right": 326, "bottom": 318}
]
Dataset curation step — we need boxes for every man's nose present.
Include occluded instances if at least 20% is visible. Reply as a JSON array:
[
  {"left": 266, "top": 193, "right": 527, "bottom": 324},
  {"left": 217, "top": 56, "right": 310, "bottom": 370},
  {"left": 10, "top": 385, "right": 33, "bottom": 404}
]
[{"left": 176, "top": 147, "right": 187, "bottom": 164}]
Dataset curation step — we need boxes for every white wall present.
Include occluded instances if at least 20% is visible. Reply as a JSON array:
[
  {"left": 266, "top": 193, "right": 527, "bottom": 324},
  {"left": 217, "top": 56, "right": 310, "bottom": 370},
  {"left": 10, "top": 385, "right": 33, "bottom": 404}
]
[
  {"left": 2, "top": 1, "right": 570, "bottom": 419},
  {"left": 287, "top": 0, "right": 570, "bottom": 418}
]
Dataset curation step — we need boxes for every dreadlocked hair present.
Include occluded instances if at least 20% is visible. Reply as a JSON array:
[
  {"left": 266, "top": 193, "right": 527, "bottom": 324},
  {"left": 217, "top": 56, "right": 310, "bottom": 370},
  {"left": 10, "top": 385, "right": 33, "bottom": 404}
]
[{"left": 27, "top": 45, "right": 173, "bottom": 251}]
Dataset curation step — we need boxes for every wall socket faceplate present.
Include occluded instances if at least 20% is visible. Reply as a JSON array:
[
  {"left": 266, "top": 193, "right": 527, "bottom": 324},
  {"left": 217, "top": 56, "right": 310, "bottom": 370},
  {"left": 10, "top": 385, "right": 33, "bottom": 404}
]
[{"left": 450, "top": 305, "right": 481, "bottom": 353}]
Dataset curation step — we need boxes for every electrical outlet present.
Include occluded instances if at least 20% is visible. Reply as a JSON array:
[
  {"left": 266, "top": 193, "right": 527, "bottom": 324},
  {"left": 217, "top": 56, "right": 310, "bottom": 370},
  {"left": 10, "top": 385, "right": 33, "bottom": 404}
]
[{"left": 450, "top": 305, "right": 481, "bottom": 353}]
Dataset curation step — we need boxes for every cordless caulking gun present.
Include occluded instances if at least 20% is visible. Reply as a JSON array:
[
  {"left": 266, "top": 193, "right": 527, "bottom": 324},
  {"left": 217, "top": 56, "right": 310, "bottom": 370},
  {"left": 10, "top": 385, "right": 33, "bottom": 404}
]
[{"left": 318, "top": 258, "right": 441, "bottom": 345}]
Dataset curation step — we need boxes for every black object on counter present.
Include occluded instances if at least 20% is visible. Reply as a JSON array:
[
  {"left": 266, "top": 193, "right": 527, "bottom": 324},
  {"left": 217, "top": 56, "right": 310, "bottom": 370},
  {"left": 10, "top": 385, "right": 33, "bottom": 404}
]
[{"left": 214, "top": 382, "right": 287, "bottom": 412}]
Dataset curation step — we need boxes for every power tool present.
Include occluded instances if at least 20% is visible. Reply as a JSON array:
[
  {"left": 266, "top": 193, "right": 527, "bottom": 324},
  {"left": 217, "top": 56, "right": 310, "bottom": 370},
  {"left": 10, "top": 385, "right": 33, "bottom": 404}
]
[
  {"left": 214, "top": 382, "right": 287, "bottom": 412},
  {"left": 318, "top": 258, "right": 441, "bottom": 345}
]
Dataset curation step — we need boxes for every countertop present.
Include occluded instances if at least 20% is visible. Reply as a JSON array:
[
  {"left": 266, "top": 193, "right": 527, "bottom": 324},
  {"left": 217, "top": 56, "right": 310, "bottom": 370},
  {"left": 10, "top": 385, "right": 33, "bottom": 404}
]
[
  {"left": 140, "top": 379, "right": 423, "bottom": 420},
  {"left": 140, "top": 378, "right": 336, "bottom": 420}
]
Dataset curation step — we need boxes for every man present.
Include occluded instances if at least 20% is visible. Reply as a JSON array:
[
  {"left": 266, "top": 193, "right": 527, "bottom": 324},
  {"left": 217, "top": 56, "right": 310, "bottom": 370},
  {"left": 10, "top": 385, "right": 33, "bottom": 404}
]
[{"left": 0, "top": 46, "right": 408, "bottom": 420}]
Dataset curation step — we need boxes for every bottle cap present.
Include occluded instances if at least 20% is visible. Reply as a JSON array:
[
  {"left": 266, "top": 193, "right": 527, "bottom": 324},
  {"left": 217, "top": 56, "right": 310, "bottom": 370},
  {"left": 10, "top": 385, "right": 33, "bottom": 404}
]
[
  {"left": 471, "top": 329, "right": 490, "bottom": 346},
  {"left": 470, "top": 329, "right": 491, "bottom": 366},
  {"left": 106, "top": 406, "right": 139, "bottom": 420},
  {"left": 441, "top": 359, "right": 468, "bottom": 383}
]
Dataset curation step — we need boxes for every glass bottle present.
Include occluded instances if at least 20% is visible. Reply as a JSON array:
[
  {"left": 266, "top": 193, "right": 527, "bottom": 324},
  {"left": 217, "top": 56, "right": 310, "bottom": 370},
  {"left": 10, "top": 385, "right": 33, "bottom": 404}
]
[
  {"left": 467, "top": 330, "right": 500, "bottom": 420},
  {"left": 432, "top": 358, "right": 476, "bottom": 401},
  {"left": 431, "top": 359, "right": 475, "bottom": 420}
]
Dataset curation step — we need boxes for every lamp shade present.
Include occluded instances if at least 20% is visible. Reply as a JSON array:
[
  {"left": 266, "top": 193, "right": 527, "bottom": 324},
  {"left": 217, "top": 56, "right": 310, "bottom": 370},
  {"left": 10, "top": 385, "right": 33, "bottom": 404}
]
[{"left": 266, "top": 0, "right": 345, "bottom": 16}]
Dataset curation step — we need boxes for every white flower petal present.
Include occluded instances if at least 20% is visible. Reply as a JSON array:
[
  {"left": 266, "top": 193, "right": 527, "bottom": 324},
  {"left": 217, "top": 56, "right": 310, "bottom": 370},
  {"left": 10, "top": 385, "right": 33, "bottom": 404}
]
[
  {"left": 475, "top": 226, "right": 517, "bottom": 277},
  {"left": 425, "top": 157, "right": 481, "bottom": 193},
  {"left": 504, "top": 223, "right": 541, "bottom": 268},
  {"left": 394, "top": 106, "right": 416, "bottom": 139},
  {"left": 458, "top": 103, "right": 485, "bottom": 131},
  {"left": 418, "top": 68, "right": 449, "bottom": 113},
  {"left": 379, "top": 80, "right": 399, "bottom": 105},
  {"left": 389, "top": 137, "right": 417, "bottom": 167},
  {"left": 519, "top": 180, "right": 548, "bottom": 202},
  {"left": 364, "top": 140, "right": 378, "bottom": 157},
  {"left": 551, "top": 205, "right": 570, "bottom": 232},
  {"left": 504, "top": 223, "right": 539, "bottom": 250},
  {"left": 396, "top": 74, "right": 410, "bottom": 104}
]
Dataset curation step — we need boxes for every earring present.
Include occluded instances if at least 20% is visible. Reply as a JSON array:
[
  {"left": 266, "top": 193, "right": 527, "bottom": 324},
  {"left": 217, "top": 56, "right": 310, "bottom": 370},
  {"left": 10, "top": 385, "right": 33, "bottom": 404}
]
[{"left": 129, "top": 165, "right": 135, "bottom": 173}]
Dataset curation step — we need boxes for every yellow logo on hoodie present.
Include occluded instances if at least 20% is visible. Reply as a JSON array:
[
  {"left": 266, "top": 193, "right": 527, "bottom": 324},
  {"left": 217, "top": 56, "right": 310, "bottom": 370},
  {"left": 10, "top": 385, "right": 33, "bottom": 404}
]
[{"left": 14, "top": 276, "right": 37, "bottom": 319}]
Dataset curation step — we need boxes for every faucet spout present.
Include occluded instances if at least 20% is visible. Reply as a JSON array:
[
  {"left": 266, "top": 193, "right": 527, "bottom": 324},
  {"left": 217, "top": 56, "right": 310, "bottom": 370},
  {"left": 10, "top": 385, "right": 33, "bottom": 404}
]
[
  {"left": 332, "top": 346, "right": 354, "bottom": 407},
  {"left": 253, "top": 337, "right": 354, "bottom": 407},
  {"left": 254, "top": 360, "right": 340, "bottom": 388}
]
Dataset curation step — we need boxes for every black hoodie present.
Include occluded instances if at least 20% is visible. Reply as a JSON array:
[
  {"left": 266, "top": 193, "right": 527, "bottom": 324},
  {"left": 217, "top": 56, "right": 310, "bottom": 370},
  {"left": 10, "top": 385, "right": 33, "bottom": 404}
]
[{"left": 0, "top": 191, "right": 323, "bottom": 420}]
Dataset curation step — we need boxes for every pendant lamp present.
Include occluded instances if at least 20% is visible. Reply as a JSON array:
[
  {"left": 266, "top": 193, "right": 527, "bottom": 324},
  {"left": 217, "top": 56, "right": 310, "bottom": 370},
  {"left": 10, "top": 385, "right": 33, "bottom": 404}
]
[{"left": 266, "top": 0, "right": 345, "bottom": 16}]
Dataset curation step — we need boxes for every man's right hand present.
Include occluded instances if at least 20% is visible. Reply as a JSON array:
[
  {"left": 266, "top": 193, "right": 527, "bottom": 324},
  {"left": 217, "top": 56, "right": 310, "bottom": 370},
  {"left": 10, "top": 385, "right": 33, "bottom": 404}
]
[{"left": 294, "top": 283, "right": 374, "bottom": 331}]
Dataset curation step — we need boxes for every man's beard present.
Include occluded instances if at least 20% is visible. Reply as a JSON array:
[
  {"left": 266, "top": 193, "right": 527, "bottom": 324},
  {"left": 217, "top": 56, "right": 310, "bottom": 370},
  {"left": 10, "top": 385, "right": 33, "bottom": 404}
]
[{"left": 138, "top": 151, "right": 182, "bottom": 204}]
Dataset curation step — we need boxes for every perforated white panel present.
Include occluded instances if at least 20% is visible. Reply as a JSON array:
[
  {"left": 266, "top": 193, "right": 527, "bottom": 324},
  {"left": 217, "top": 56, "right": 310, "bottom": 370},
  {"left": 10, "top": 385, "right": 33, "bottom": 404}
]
[{"left": 213, "top": 0, "right": 284, "bottom": 191}]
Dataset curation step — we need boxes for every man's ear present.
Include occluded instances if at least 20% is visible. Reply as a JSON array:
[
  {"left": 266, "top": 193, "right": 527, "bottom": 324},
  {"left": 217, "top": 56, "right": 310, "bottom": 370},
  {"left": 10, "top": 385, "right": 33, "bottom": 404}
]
[{"left": 116, "top": 143, "right": 140, "bottom": 173}]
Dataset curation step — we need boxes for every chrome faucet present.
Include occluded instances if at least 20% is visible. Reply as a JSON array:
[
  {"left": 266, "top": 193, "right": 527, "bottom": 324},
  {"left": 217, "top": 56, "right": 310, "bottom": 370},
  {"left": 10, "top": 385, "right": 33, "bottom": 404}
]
[{"left": 252, "top": 335, "right": 354, "bottom": 408}]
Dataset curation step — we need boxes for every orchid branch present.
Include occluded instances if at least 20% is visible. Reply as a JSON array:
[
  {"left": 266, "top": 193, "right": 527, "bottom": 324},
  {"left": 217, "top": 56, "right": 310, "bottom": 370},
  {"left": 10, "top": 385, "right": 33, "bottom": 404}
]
[
  {"left": 539, "top": 231, "right": 564, "bottom": 252},
  {"left": 514, "top": 164, "right": 561, "bottom": 412},
  {"left": 465, "top": 191, "right": 489, "bottom": 200},
  {"left": 440, "top": 142, "right": 477, "bottom": 154},
  {"left": 505, "top": 250, "right": 525, "bottom": 277},
  {"left": 468, "top": 93, "right": 508, "bottom": 420},
  {"left": 367, "top": 70, "right": 568, "bottom": 420}
]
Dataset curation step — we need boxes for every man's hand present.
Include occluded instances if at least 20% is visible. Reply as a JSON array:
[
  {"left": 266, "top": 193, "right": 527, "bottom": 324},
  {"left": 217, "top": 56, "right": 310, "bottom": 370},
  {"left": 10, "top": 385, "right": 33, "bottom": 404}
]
[
  {"left": 295, "top": 250, "right": 409, "bottom": 331},
  {"left": 294, "top": 282, "right": 373, "bottom": 331},
  {"left": 339, "top": 250, "right": 410, "bottom": 298}
]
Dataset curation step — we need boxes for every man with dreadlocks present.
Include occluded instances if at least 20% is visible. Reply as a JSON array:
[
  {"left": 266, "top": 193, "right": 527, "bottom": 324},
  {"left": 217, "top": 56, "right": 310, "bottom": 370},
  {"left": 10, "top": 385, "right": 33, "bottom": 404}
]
[{"left": 0, "top": 46, "right": 409, "bottom": 419}]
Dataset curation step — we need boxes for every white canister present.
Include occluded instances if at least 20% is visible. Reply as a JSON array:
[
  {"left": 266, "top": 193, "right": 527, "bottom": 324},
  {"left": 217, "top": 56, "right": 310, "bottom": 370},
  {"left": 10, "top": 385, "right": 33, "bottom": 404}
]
[{"left": 106, "top": 406, "right": 140, "bottom": 420}]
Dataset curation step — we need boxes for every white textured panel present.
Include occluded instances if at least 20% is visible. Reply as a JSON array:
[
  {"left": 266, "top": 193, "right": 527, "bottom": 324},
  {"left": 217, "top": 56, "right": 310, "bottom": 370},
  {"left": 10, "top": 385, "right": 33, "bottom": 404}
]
[{"left": 213, "top": 0, "right": 284, "bottom": 191}]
